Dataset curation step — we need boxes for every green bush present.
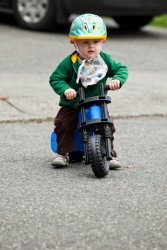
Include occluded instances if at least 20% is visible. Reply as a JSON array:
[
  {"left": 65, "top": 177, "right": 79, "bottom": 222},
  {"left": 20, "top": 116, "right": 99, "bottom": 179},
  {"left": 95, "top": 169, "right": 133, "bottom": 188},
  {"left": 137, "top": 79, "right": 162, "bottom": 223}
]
[{"left": 151, "top": 14, "right": 167, "bottom": 28}]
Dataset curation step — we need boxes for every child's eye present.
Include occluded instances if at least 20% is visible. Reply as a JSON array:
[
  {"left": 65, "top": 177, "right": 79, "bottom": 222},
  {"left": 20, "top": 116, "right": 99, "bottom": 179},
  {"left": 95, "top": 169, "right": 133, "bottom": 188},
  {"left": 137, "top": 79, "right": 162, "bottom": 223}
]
[
  {"left": 83, "top": 41, "right": 89, "bottom": 44},
  {"left": 94, "top": 40, "right": 100, "bottom": 44}
]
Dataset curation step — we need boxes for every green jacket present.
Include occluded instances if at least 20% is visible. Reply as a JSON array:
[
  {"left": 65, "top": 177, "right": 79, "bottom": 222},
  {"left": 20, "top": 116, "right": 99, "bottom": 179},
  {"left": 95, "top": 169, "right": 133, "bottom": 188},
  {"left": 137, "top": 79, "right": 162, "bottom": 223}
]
[{"left": 50, "top": 51, "right": 128, "bottom": 109}]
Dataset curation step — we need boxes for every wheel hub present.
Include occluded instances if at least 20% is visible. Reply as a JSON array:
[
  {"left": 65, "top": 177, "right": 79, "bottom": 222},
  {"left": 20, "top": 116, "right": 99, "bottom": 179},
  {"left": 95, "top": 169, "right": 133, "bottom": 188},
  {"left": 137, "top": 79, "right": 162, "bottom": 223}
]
[{"left": 17, "top": 0, "right": 49, "bottom": 24}]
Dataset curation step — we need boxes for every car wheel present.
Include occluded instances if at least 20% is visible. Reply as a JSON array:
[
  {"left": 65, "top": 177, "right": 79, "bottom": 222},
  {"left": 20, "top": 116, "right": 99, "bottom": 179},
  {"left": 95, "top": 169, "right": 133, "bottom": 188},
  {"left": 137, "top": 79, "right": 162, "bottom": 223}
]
[
  {"left": 113, "top": 16, "right": 153, "bottom": 30},
  {"left": 13, "top": 0, "right": 55, "bottom": 30}
]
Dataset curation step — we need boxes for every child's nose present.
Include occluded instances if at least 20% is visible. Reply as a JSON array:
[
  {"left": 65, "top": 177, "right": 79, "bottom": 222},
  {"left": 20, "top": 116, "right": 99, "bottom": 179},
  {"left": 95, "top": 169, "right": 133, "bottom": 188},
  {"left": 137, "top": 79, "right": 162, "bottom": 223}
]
[{"left": 89, "top": 42, "right": 94, "bottom": 47}]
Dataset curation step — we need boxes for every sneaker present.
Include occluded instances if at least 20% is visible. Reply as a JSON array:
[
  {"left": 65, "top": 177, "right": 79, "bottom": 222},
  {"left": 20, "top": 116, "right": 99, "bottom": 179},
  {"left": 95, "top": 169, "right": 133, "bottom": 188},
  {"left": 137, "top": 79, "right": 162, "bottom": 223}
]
[
  {"left": 109, "top": 157, "right": 122, "bottom": 170},
  {"left": 52, "top": 153, "right": 69, "bottom": 167}
]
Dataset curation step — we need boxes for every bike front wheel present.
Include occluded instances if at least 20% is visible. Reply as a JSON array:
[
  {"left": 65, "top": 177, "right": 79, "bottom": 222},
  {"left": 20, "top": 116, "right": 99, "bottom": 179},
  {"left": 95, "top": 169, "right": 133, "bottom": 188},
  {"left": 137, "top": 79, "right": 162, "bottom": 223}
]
[{"left": 88, "top": 134, "right": 109, "bottom": 178}]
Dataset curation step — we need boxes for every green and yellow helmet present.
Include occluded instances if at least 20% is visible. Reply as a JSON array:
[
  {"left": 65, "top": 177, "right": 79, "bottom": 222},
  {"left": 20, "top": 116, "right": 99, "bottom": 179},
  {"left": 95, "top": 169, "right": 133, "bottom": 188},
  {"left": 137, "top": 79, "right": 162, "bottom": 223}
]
[{"left": 69, "top": 13, "right": 107, "bottom": 43}]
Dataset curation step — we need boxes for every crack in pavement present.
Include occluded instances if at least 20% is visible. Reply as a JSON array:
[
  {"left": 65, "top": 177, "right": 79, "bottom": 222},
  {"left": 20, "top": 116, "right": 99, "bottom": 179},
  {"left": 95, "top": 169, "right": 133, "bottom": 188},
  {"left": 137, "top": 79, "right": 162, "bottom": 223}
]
[
  {"left": 0, "top": 96, "right": 34, "bottom": 115},
  {"left": 0, "top": 114, "right": 166, "bottom": 124},
  {"left": 0, "top": 96, "right": 166, "bottom": 124}
]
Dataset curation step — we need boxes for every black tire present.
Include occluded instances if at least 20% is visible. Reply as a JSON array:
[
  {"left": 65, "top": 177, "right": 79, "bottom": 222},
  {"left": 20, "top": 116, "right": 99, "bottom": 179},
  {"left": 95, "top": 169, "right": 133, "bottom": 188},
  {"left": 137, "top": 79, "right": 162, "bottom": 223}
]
[
  {"left": 88, "top": 134, "right": 109, "bottom": 178},
  {"left": 13, "top": 0, "right": 55, "bottom": 30},
  {"left": 113, "top": 16, "right": 153, "bottom": 30}
]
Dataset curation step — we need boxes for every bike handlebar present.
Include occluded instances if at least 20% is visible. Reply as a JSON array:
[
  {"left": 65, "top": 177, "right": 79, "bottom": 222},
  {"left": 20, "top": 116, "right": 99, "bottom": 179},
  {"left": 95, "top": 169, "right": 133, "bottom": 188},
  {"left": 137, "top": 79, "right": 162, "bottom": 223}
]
[
  {"left": 104, "top": 85, "right": 110, "bottom": 91},
  {"left": 76, "top": 85, "right": 110, "bottom": 96}
]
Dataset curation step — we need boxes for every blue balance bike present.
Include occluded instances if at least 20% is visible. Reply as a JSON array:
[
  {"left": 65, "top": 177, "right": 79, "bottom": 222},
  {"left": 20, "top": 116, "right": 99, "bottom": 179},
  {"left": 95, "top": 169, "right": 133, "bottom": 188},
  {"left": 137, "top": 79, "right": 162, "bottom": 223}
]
[{"left": 51, "top": 84, "right": 113, "bottom": 178}]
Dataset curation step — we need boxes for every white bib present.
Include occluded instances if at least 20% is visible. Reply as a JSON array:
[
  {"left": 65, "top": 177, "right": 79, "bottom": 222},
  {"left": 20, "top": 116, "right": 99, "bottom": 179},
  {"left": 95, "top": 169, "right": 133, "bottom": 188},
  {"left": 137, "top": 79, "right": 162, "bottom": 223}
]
[{"left": 76, "top": 55, "right": 108, "bottom": 88}]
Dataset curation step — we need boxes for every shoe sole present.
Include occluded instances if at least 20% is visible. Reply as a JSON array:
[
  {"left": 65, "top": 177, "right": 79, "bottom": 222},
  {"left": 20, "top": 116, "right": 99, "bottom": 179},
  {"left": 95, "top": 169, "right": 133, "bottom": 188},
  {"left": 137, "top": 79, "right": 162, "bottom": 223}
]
[
  {"left": 109, "top": 166, "right": 121, "bottom": 170},
  {"left": 109, "top": 164, "right": 122, "bottom": 170},
  {"left": 52, "top": 161, "right": 68, "bottom": 168}
]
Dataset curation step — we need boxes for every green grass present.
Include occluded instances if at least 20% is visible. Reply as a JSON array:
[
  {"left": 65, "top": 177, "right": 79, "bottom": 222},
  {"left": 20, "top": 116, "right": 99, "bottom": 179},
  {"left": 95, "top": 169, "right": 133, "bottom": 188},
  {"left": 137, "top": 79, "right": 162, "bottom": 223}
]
[{"left": 150, "top": 14, "right": 167, "bottom": 28}]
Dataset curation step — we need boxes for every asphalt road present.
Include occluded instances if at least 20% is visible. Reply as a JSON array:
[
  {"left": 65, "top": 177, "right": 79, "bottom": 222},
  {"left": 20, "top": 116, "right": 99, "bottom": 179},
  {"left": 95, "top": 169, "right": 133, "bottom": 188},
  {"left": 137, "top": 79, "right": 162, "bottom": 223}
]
[
  {"left": 1, "top": 118, "right": 167, "bottom": 250},
  {"left": 0, "top": 17, "right": 167, "bottom": 250}
]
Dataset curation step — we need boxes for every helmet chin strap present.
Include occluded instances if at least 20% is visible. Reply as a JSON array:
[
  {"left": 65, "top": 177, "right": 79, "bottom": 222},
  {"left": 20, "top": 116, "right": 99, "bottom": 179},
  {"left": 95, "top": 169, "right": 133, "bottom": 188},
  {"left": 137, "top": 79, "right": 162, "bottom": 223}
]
[{"left": 74, "top": 41, "right": 104, "bottom": 61}]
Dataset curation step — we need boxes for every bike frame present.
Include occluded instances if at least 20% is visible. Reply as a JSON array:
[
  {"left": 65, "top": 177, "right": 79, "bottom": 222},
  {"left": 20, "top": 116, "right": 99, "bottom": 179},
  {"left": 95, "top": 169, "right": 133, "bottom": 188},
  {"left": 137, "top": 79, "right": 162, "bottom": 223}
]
[
  {"left": 78, "top": 84, "right": 113, "bottom": 164},
  {"left": 50, "top": 84, "right": 113, "bottom": 163}
]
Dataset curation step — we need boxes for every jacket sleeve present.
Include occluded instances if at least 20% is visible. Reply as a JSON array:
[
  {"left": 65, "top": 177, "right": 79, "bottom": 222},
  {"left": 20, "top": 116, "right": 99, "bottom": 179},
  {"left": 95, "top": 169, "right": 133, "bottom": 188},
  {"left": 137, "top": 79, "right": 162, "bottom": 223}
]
[
  {"left": 106, "top": 55, "right": 128, "bottom": 87},
  {"left": 49, "top": 57, "right": 72, "bottom": 96}
]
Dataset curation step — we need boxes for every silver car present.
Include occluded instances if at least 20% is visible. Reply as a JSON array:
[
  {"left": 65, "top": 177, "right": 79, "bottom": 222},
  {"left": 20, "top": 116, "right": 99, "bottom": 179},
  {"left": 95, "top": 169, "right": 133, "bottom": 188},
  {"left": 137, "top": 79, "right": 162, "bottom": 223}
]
[{"left": 0, "top": 0, "right": 167, "bottom": 30}]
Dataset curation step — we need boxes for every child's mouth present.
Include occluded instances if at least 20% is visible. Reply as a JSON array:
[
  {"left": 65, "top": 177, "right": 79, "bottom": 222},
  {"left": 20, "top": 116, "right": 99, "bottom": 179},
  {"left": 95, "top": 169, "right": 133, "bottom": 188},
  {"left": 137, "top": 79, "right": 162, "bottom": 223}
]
[{"left": 88, "top": 50, "right": 94, "bottom": 53}]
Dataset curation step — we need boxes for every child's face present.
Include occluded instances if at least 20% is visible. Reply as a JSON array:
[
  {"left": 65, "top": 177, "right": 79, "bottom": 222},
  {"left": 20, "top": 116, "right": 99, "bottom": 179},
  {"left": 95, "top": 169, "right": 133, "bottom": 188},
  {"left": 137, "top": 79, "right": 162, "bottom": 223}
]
[{"left": 76, "top": 39, "right": 102, "bottom": 60}]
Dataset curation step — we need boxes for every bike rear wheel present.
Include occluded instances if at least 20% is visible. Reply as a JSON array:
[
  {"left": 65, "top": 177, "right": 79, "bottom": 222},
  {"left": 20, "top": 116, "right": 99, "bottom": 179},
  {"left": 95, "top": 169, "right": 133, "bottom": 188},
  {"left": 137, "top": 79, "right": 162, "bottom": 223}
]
[{"left": 88, "top": 134, "right": 109, "bottom": 178}]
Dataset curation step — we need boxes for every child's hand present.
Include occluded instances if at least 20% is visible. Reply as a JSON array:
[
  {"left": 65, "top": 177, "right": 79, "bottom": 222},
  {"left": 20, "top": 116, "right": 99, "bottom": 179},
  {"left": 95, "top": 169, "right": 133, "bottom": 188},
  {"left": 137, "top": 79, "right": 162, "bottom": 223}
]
[
  {"left": 108, "top": 79, "right": 120, "bottom": 91},
  {"left": 64, "top": 88, "right": 77, "bottom": 100}
]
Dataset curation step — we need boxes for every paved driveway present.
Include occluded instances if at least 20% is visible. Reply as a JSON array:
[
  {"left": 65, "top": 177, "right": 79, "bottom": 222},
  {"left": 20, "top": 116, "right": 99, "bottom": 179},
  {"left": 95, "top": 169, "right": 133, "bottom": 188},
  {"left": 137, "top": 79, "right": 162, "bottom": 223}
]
[{"left": 0, "top": 19, "right": 167, "bottom": 250}]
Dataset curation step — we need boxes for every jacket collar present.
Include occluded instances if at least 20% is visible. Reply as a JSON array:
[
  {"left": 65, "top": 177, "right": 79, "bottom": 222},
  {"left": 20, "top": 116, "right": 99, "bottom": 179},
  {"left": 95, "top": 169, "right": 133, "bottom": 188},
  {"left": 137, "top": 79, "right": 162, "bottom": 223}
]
[
  {"left": 71, "top": 51, "right": 104, "bottom": 73},
  {"left": 71, "top": 51, "right": 80, "bottom": 73}
]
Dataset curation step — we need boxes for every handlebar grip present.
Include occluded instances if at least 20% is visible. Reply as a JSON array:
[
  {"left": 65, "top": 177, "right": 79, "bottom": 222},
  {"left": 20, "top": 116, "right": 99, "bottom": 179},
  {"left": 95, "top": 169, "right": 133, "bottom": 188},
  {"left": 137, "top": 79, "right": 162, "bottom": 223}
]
[{"left": 104, "top": 85, "right": 110, "bottom": 91}]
